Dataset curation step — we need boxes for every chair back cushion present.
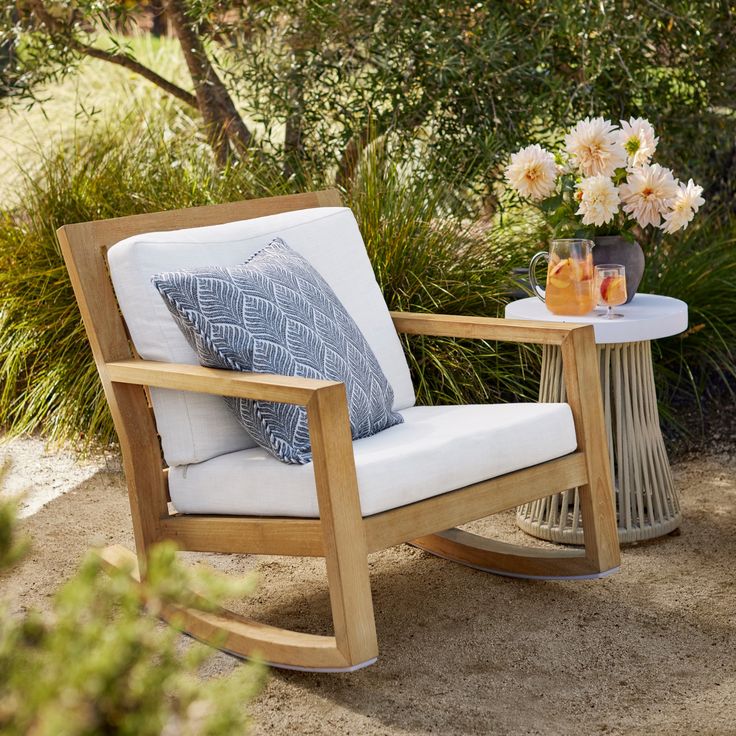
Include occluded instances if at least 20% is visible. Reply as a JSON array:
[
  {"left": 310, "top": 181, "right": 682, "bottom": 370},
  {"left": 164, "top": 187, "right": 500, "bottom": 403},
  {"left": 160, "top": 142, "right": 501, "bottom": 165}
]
[
  {"left": 107, "top": 206, "right": 415, "bottom": 466},
  {"left": 153, "top": 237, "right": 404, "bottom": 464}
]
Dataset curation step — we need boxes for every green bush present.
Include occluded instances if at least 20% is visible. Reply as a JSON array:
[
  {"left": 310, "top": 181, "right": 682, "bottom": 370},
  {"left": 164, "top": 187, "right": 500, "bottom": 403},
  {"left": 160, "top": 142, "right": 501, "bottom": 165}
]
[
  {"left": 0, "top": 465, "right": 265, "bottom": 735},
  {"left": 0, "top": 464, "right": 28, "bottom": 568},
  {"left": 642, "top": 214, "right": 736, "bottom": 419},
  {"left": 347, "top": 139, "right": 542, "bottom": 405},
  {"left": 0, "top": 119, "right": 293, "bottom": 446}
]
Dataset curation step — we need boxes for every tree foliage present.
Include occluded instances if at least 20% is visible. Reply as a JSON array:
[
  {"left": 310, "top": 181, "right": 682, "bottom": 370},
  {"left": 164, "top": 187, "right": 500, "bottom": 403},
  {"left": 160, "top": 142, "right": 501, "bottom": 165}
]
[
  {"left": 2, "top": 1, "right": 735, "bottom": 199},
  {"left": 233, "top": 0, "right": 736, "bottom": 198}
]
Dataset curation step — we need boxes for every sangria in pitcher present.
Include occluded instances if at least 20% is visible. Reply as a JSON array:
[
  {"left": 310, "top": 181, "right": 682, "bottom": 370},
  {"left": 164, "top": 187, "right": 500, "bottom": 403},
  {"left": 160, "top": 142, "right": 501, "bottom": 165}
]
[{"left": 529, "top": 239, "right": 596, "bottom": 316}]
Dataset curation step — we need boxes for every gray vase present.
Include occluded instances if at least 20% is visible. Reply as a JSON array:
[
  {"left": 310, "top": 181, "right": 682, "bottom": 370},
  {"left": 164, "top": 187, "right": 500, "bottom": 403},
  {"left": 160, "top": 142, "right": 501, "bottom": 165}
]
[{"left": 593, "top": 236, "right": 645, "bottom": 303}]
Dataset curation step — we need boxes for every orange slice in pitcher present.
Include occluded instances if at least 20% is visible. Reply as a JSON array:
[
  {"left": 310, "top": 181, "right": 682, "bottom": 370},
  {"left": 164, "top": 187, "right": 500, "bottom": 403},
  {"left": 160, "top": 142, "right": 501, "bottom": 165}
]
[
  {"left": 549, "top": 258, "right": 572, "bottom": 288},
  {"left": 572, "top": 258, "right": 593, "bottom": 281}
]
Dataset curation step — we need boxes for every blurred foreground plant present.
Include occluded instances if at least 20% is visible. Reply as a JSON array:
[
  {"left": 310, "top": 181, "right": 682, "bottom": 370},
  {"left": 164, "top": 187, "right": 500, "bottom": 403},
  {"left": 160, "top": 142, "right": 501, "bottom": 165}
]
[
  {"left": 0, "top": 464, "right": 265, "bottom": 735},
  {"left": 0, "top": 464, "right": 28, "bottom": 569}
]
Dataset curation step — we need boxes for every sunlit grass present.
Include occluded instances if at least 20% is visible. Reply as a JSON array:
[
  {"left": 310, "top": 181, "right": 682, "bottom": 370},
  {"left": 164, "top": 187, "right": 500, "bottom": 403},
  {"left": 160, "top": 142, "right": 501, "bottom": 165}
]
[{"left": 0, "top": 34, "right": 190, "bottom": 206}]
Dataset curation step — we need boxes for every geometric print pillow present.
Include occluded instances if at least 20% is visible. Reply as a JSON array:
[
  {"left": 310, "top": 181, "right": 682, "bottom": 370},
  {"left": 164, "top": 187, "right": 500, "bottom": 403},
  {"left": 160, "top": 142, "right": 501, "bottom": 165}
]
[{"left": 152, "top": 237, "right": 403, "bottom": 464}]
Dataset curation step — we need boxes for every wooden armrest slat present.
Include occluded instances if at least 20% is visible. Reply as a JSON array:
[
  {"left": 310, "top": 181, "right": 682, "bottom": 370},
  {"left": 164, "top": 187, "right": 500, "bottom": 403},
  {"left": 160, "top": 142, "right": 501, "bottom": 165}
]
[
  {"left": 106, "top": 359, "right": 339, "bottom": 405},
  {"left": 390, "top": 311, "right": 590, "bottom": 345}
]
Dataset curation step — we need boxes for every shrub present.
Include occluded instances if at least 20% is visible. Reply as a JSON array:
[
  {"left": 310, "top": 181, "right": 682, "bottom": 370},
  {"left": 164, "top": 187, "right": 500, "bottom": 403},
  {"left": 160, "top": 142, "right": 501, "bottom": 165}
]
[
  {"left": 642, "top": 213, "right": 736, "bottom": 422},
  {"left": 0, "top": 464, "right": 265, "bottom": 735},
  {"left": 0, "top": 112, "right": 733, "bottom": 447},
  {"left": 347, "top": 139, "right": 542, "bottom": 406},
  {"left": 0, "top": 118, "right": 292, "bottom": 446},
  {"left": 0, "top": 120, "right": 539, "bottom": 445}
]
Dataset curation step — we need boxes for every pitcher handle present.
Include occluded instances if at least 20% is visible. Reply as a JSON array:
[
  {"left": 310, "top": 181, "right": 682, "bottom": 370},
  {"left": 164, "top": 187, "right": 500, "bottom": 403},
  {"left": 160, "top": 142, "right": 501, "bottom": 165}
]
[{"left": 528, "top": 251, "right": 549, "bottom": 302}]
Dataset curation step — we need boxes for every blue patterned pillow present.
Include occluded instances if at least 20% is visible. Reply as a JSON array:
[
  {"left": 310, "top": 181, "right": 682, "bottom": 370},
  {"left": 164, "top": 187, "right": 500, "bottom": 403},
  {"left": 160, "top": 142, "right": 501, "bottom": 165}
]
[{"left": 152, "top": 238, "right": 403, "bottom": 464}]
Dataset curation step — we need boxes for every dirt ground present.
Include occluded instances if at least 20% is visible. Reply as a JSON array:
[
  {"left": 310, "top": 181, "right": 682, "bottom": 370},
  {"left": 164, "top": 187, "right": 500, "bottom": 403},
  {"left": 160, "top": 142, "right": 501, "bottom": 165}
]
[{"left": 1, "top": 410, "right": 735, "bottom": 736}]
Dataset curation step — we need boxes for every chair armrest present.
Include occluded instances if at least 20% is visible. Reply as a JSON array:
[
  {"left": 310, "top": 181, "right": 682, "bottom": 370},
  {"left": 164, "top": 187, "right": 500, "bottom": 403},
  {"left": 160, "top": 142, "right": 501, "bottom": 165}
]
[
  {"left": 106, "top": 359, "right": 364, "bottom": 549},
  {"left": 106, "top": 359, "right": 340, "bottom": 407},
  {"left": 390, "top": 312, "right": 607, "bottom": 500},
  {"left": 390, "top": 311, "right": 591, "bottom": 346}
]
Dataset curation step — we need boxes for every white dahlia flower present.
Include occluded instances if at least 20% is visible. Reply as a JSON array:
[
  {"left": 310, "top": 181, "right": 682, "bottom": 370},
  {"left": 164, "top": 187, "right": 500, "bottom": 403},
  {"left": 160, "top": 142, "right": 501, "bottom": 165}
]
[
  {"left": 616, "top": 117, "right": 658, "bottom": 168},
  {"left": 505, "top": 144, "right": 558, "bottom": 201},
  {"left": 575, "top": 175, "right": 620, "bottom": 226},
  {"left": 564, "top": 116, "right": 627, "bottom": 177},
  {"left": 661, "top": 179, "right": 706, "bottom": 234},
  {"left": 619, "top": 163, "right": 679, "bottom": 228}
]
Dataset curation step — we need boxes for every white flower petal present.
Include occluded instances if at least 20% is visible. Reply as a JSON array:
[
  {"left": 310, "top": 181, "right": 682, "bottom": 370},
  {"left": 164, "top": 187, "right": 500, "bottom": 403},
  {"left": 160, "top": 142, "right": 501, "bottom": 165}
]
[
  {"left": 564, "top": 117, "right": 627, "bottom": 177},
  {"left": 661, "top": 207, "right": 695, "bottom": 234},
  {"left": 619, "top": 163, "right": 678, "bottom": 228},
  {"left": 505, "top": 144, "right": 558, "bottom": 201},
  {"left": 659, "top": 178, "right": 705, "bottom": 233},
  {"left": 616, "top": 117, "right": 658, "bottom": 168},
  {"left": 575, "top": 175, "right": 620, "bottom": 226}
]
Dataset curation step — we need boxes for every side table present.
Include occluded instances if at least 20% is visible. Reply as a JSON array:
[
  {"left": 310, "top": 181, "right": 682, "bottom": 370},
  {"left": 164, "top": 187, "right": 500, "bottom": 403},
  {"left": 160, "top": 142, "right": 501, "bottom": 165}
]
[{"left": 505, "top": 294, "right": 688, "bottom": 545}]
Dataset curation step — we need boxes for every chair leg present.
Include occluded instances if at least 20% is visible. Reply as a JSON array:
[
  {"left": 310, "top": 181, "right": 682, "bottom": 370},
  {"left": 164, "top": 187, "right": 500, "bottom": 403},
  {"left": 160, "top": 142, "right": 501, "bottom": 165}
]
[
  {"left": 562, "top": 328, "right": 621, "bottom": 575},
  {"left": 308, "top": 384, "right": 379, "bottom": 668},
  {"left": 411, "top": 434, "right": 621, "bottom": 580},
  {"left": 322, "top": 539, "right": 378, "bottom": 669},
  {"left": 96, "top": 385, "right": 381, "bottom": 673},
  {"left": 414, "top": 328, "right": 621, "bottom": 581}
]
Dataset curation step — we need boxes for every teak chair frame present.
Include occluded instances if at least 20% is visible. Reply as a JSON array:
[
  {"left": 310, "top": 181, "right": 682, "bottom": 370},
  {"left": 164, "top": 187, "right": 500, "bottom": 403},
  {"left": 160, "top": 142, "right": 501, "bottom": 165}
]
[{"left": 58, "top": 189, "right": 620, "bottom": 673}]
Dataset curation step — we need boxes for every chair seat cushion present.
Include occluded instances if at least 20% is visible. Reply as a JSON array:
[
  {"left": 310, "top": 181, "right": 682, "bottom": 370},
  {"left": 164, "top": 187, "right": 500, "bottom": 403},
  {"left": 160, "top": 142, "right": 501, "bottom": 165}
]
[
  {"left": 168, "top": 403, "right": 578, "bottom": 518},
  {"left": 153, "top": 238, "right": 403, "bottom": 464}
]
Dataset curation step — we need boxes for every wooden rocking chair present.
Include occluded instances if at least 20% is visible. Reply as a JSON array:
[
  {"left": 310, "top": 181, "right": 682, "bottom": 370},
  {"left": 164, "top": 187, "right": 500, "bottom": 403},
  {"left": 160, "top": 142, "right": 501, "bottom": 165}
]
[{"left": 58, "top": 189, "right": 619, "bottom": 672}]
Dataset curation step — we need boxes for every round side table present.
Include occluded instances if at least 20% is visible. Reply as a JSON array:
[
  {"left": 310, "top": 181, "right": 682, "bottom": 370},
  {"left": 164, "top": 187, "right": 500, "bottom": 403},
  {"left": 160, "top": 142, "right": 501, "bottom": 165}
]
[{"left": 505, "top": 294, "right": 688, "bottom": 545}]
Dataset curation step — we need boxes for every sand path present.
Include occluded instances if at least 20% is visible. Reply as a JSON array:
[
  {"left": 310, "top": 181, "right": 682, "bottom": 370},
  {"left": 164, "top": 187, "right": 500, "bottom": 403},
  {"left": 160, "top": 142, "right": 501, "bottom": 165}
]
[{"left": 1, "top": 432, "right": 735, "bottom": 735}]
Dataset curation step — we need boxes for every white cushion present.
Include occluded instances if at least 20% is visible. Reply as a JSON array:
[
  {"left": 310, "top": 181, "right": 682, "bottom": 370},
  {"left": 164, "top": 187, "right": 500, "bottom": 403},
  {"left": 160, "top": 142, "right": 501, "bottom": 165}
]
[
  {"left": 168, "top": 403, "right": 578, "bottom": 518},
  {"left": 107, "top": 207, "right": 415, "bottom": 466}
]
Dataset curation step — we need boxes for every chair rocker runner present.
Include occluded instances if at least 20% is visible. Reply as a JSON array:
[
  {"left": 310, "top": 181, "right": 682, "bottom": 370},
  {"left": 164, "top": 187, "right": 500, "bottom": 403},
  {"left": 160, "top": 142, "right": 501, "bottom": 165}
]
[{"left": 58, "top": 189, "right": 620, "bottom": 673}]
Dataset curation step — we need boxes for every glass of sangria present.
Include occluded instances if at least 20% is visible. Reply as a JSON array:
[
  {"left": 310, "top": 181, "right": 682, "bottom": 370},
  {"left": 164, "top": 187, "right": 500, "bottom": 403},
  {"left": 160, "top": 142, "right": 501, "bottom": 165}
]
[
  {"left": 529, "top": 239, "right": 596, "bottom": 316},
  {"left": 594, "top": 264, "right": 627, "bottom": 319}
]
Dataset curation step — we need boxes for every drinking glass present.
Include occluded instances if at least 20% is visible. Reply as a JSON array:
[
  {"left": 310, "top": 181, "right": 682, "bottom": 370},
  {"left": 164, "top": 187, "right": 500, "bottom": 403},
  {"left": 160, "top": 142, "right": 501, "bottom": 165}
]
[{"left": 595, "top": 264, "right": 627, "bottom": 319}]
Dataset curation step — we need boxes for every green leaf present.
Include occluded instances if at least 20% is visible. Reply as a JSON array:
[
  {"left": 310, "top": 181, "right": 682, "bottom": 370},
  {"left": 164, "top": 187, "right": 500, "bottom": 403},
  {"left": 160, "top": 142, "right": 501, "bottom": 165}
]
[{"left": 539, "top": 194, "right": 563, "bottom": 213}]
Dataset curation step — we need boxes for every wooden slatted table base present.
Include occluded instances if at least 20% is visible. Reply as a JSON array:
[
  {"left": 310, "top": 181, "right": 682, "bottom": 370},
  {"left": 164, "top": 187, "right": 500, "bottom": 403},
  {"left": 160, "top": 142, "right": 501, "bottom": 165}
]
[{"left": 516, "top": 341, "right": 681, "bottom": 545}]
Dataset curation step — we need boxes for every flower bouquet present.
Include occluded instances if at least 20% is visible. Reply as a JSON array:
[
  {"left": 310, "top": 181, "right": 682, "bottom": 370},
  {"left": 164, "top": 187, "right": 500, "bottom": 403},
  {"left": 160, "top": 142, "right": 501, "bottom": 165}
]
[
  {"left": 505, "top": 116, "right": 704, "bottom": 240},
  {"left": 505, "top": 116, "right": 705, "bottom": 301}
]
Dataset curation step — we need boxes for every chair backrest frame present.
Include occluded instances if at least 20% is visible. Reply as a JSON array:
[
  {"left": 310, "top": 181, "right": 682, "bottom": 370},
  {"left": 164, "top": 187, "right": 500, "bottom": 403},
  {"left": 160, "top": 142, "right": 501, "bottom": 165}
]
[{"left": 57, "top": 189, "right": 343, "bottom": 554}]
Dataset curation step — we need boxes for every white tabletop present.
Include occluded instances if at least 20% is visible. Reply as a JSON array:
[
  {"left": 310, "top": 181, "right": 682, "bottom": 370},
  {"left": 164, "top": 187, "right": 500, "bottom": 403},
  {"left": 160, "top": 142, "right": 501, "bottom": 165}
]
[{"left": 504, "top": 294, "right": 688, "bottom": 344}]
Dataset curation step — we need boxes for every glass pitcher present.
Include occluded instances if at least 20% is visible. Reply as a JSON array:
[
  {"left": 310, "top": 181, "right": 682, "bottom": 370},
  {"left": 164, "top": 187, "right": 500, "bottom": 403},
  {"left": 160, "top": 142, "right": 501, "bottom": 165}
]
[{"left": 528, "top": 238, "right": 596, "bottom": 316}]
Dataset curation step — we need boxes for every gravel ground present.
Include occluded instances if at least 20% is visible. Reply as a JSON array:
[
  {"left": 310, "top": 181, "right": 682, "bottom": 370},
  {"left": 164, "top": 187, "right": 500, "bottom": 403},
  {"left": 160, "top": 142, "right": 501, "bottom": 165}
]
[
  {"left": 1, "top": 405, "right": 734, "bottom": 735},
  {"left": 0, "top": 436, "right": 118, "bottom": 517}
]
